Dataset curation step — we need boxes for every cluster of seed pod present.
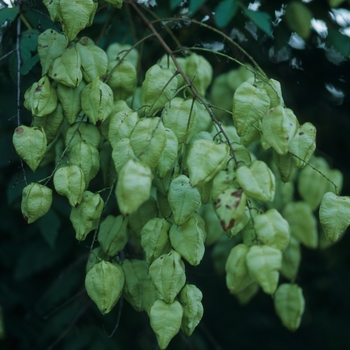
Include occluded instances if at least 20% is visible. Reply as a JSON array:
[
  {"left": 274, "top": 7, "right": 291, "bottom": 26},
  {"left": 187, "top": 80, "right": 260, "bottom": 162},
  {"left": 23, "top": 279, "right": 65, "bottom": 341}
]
[{"left": 12, "top": 1, "right": 350, "bottom": 348}]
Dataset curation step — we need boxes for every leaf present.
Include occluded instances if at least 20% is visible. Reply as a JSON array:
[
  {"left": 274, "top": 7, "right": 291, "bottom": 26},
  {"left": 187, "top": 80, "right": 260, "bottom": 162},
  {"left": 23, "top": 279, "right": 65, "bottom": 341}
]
[
  {"left": 20, "top": 54, "right": 40, "bottom": 75},
  {"left": 326, "top": 28, "right": 350, "bottom": 57},
  {"left": 189, "top": 0, "right": 208, "bottom": 14},
  {"left": 215, "top": 0, "right": 238, "bottom": 28},
  {"left": 243, "top": 8, "right": 272, "bottom": 37},
  {"left": 0, "top": 7, "right": 19, "bottom": 27},
  {"left": 20, "top": 30, "right": 39, "bottom": 65},
  {"left": 38, "top": 209, "right": 61, "bottom": 249},
  {"left": 170, "top": 0, "right": 183, "bottom": 10}
]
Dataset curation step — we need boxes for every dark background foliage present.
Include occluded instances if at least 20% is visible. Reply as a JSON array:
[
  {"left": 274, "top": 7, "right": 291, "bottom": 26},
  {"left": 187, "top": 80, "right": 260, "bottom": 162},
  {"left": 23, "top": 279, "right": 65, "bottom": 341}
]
[{"left": 1, "top": 0, "right": 350, "bottom": 349}]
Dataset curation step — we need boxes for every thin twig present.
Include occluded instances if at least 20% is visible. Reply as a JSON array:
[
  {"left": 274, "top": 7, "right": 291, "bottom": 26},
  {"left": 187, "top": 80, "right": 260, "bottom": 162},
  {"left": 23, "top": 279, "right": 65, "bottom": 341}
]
[{"left": 0, "top": 48, "right": 16, "bottom": 61}]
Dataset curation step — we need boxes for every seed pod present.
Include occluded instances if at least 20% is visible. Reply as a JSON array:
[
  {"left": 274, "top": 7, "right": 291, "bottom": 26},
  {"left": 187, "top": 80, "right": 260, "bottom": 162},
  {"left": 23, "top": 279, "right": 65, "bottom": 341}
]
[
  {"left": 21, "top": 183, "right": 52, "bottom": 224},
  {"left": 13, "top": 125, "right": 47, "bottom": 172},
  {"left": 193, "top": 99, "right": 213, "bottom": 133},
  {"left": 141, "top": 218, "right": 171, "bottom": 264},
  {"left": 288, "top": 122, "right": 316, "bottom": 168},
  {"left": 106, "top": 43, "right": 139, "bottom": 68},
  {"left": 168, "top": 175, "right": 201, "bottom": 226},
  {"left": 236, "top": 160, "right": 275, "bottom": 202},
  {"left": 149, "top": 250, "right": 186, "bottom": 303},
  {"left": 86, "top": 247, "right": 108, "bottom": 272},
  {"left": 162, "top": 97, "right": 197, "bottom": 144},
  {"left": 53, "top": 165, "right": 86, "bottom": 206},
  {"left": 76, "top": 38, "right": 108, "bottom": 83},
  {"left": 24, "top": 76, "right": 58, "bottom": 117},
  {"left": 57, "top": 80, "right": 86, "bottom": 124},
  {"left": 116, "top": 159, "right": 153, "bottom": 216},
  {"left": 225, "top": 244, "right": 253, "bottom": 294},
  {"left": 185, "top": 53, "right": 213, "bottom": 96},
  {"left": 274, "top": 283, "right": 305, "bottom": 331},
  {"left": 69, "top": 141, "right": 100, "bottom": 184},
  {"left": 214, "top": 188, "right": 247, "bottom": 231},
  {"left": 130, "top": 117, "right": 167, "bottom": 169},
  {"left": 122, "top": 259, "right": 158, "bottom": 312},
  {"left": 70, "top": 191, "right": 104, "bottom": 241},
  {"left": 285, "top": 1, "right": 313, "bottom": 40},
  {"left": 326, "top": 168, "right": 343, "bottom": 194},
  {"left": 263, "top": 79, "right": 284, "bottom": 108},
  {"left": 210, "top": 73, "right": 234, "bottom": 119},
  {"left": 58, "top": 0, "right": 98, "bottom": 41},
  {"left": 141, "top": 64, "right": 178, "bottom": 115},
  {"left": 229, "top": 209, "right": 250, "bottom": 237},
  {"left": 106, "top": 60, "right": 137, "bottom": 101},
  {"left": 157, "top": 190, "right": 173, "bottom": 219},
  {"left": 169, "top": 213, "right": 206, "bottom": 266},
  {"left": 254, "top": 209, "right": 290, "bottom": 250},
  {"left": 246, "top": 245, "right": 282, "bottom": 295},
  {"left": 262, "top": 106, "right": 299, "bottom": 155},
  {"left": 111, "top": 138, "right": 137, "bottom": 173},
  {"left": 37, "top": 29, "right": 69, "bottom": 75},
  {"left": 149, "top": 299, "right": 183, "bottom": 350},
  {"left": 319, "top": 192, "right": 350, "bottom": 242},
  {"left": 200, "top": 203, "right": 225, "bottom": 245},
  {"left": 179, "top": 284, "right": 203, "bottom": 336},
  {"left": 32, "top": 103, "right": 64, "bottom": 144},
  {"left": 282, "top": 201, "right": 318, "bottom": 249},
  {"left": 232, "top": 81, "right": 270, "bottom": 146},
  {"left": 43, "top": 0, "right": 60, "bottom": 22},
  {"left": 281, "top": 236, "right": 301, "bottom": 281},
  {"left": 108, "top": 110, "right": 139, "bottom": 146},
  {"left": 98, "top": 215, "right": 128, "bottom": 256},
  {"left": 273, "top": 151, "right": 298, "bottom": 183},
  {"left": 227, "top": 64, "right": 255, "bottom": 91},
  {"left": 81, "top": 77, "right": 114, "bottom": 125},
  {"left": 187, "top": 139, "right": 230, "bottom": 187},
  {"left": 65, "top": 122, "right": 101, "bottom": 151},
  {"left": 234, "top": 282, "right": 260, "bottom": 305},
  {"left": 211, "top": 166, "right": 237, "bottom": 202},
  {"left": 85, "top": 260, "right": 124, "bottom": 315},
  {"left": 49, "top": 46, "right": 82, "bottom": 88}
]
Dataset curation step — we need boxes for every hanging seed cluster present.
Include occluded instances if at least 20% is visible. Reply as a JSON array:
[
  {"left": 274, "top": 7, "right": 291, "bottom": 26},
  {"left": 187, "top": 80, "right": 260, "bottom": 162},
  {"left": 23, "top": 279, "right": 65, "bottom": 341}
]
[{"left": 12, "top": 1, "right": 350, "bottom": 348}]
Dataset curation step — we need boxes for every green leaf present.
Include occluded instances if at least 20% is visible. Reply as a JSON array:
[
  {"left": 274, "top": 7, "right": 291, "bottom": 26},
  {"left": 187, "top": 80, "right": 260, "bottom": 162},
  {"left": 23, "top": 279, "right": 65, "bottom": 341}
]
[
  {"left": 38, "top": 209, "right": 61, "bottom": 249},
  {"left": 243, "top": 8, "right": 272, "bottom": 37},
  {"left": 189, "top": 0, "right": 208, "bottom": 13},
  {"left": 20, "top": 29, "right": 39, "bottom": 64},
  {"left": 170, "top": 0, "right": 183, "bottom": 10},
  {"left": 20, "top": 53, "right": 40, "bottom": 75},
  {"left": 0, "top": 7, "right": 19, "bottom": 27},
  {"left": 326, "top": 28, "right": 350, "bottom": 57},
  {"left": 215, "top": 0, "right": 238, "bottom": 28}
]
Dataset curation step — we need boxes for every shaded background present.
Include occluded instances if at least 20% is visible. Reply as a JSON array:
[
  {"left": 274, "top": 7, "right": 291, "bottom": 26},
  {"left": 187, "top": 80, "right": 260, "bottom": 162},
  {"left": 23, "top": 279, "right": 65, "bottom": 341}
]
[{"left": 1, "top": 0, "right": 350, "bottom": 349}]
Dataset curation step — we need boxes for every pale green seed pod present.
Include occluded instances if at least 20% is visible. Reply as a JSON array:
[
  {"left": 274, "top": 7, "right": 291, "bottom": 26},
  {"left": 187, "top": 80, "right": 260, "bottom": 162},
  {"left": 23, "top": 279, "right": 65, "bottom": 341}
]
[
  {"left": 98, "top": 215, "right": 128, "bottom": 256},
  {"left": 76, "top": 38, "right": 108, "bottom": 83},
  {"left": 200, "top": 203, "right": 225, "bottom": 245},
  {"left": 298, "top": 156, "right": 329, "bottom": 210},
  {"left": 274, "top": 283, "right": 305, "bottom": 331},
  {"left": 326, "top": 168, "right": 343, "bottom": 194},
  {"left": 185, "top": 53, "right": 213, "bottom": 96},
  {"left": 169, "top": 213, "right": 206, "bottom": 266},
  {"left": 289, "top": 122, "right": 316, "bottom": 168},
  {"left": 69, "top": 141, "right": 100, "bottom": 184},
  {"left": 116, "top": 159, "right": 153, "bottom": 216},
  {"left": 158, "top": 54, "right": 186, "bottom": 88},
  {"left": 108, "top": 109, "right": 139, "bottom": 146},
  {"left": 193, "top": 99, "right": 213, "bottom": 133},
  {"left": 57, "top": 80, "right": 86, "bottom": 124},
  {"left": 210, "top": 73, "right": 234, "bottom": 119},
  {"left": 214, "top": 188, "right": 247, "bottom": 231},
  {"left": 106, "top": 60, "right": 137, "bottom": 101},
  {"left": 70, "top": 191, "right": 104, "bottom": 241},
  {"left": 162, "top": 97, "right": 197, "bottom": 144},
  {"left": 86, "top": 247, "right": 107, "bottom": 272},
  {"left": 246, "top": 245, "right": 282, "bottom": 295},
  {"left": 261, "top": 106, "right": 299, "bottom": 155},
  {"left": 37, "top": 29, "right": 68, "bottom": 76},
  {"left": 32, "top": 103, "right": 64, "bottom": 144},
  {"left": 227, "top": 64, "right": 255, "bottom": 91},
  {"left": 141, "top": 64, "right": 178, "bottom": 115},
  {"left": 319, "top": 192, "right": 350, "bottom": 242},
  {"left": 85, "top": 260, "right": 124, "bottom": 315},
  {"left": 81, "top": 77, "right": 114, "bottom": 125},
  {"left": 23, "top": 76, "right": 57, "bottom": 117},
  {"left": 236, "top": 160, "right": 275, "bottom": 202},
  {"left": 263, "top": 78, "right": 284, "bottom": 108},
  {"left": 21, "top": 183, "right": 52, "bottom": 224},
  {"left": 179, "top": 284, "right": 203, "bottom": 336},
  {"left": 157, "top": 190, "right": 173, "bottom": 219},
  {"left": 211, "top": 165, "right": 237, "bottom": 202},
  {"left": 273, "top": 151, "right": 298, "bottom": 183},
  {"left": 130, "top": 117, "right": 167, "bottom": 169},
  {"left": 254, "top": 209, "right": 290, "bottom": 250},
  {"left": 49, "top": 46, "right": 82, "bottom": 88},
  {"left": 232, "top": 81, "right": 270, "bottom": 146},
  {"left": 234, "top": 282, "right": 260, "bottom": 305},
  {"left": 13, "top": 125, "right": 47, "bottom": 172},
  {"left": 149, "top": 250, "right": 186, "bottom": 303},
  {"left": 225, "top": 243, "right": 253, "bottom": 294},
  {"left": 111, "top": 138, "right": 137, "bottom": 173},
  {"left": 141, "top": 218, "right": 171, "bottom": 264},
  {"left": 229, "top": 207, "right": 250, "bottom": 237},
  {"left": 168, "top": 175, "right": 201, "bottom": 226},
  {"left": 149, "top": 299, "right": 183, "bottom": 350},
  {"left": 187, "top": 139, "right": 230, "bottom": 187},
  {"left": 155, "top": 128, "right": 179, "bottom": 179},
  {"left": 106, "top": 43, "right": 139, "bottom": 68},
  {"left": 65, "top": 122, "right": 101, "bottom": 151},
  {"left": 53, "top": 165, "right": 86, "bottom": 206},
  {"left": 43, "top": 0, "right": 60, "bottom": 22},
  {"left": 58, "top": 0, "right": 97, "bottom": 41},
  {"left": 122, "top": 259, "right": 159, "bottom": 313},
  {"left": 282, "top": 201, "right": 318, "bottom": 249},
  {"left": 281, "top": 236, "right": 301, "bottom": 281}
]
